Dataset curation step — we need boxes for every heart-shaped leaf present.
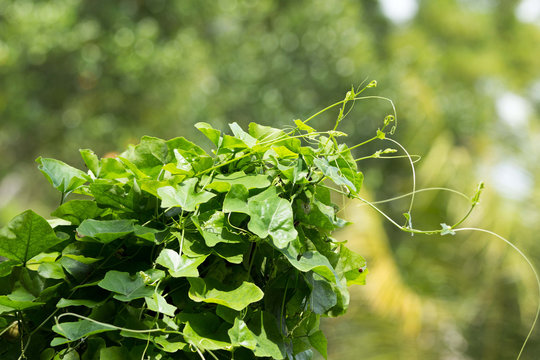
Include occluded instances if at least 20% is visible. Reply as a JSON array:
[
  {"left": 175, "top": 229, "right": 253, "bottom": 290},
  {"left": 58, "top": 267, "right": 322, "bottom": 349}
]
[
  {"left": 0, "top": 210, "right": 64, "bottom": 264},
  {"left": 188, "top": 278, "right": 264, "bottom": 311},
  {"left": 247, "top": 188, "right": 297, "bottom": 248},
  {"left": 98, "top": 271, "right": 154, "bottom": 301},
  {"left": 156, "top": 249, "right": 207, "bottom": 277},
  {"left": 77, "top": 219, "right": 135, "bottom": 243},
  {"left": 157, "top": 178, "right": 215, "bottom": 211},
  {"left": 36, "top": 157, "right": 89, "bottom": 194}
]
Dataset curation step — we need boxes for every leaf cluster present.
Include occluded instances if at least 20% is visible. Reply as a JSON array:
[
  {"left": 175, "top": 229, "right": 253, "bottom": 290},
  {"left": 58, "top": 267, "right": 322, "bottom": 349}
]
[{"left": 0, "top": 117, "right": 368, "bottom": 359}]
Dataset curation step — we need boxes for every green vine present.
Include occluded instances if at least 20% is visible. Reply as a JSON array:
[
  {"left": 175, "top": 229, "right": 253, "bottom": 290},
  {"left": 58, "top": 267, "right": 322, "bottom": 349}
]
[{"left": 0, "top": 83, "right": 537, "bottom": 360}]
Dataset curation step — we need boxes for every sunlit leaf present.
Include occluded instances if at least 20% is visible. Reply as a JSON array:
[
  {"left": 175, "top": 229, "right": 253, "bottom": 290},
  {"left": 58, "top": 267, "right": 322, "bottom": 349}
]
[
  {"left": 294, "top": 119, "right": 315, "bottom": 133},
  {"left": 0, "top": 210, "right": 64, "bottom": 264},
  {"left": 193, "top": 210, "right": 243, "bottom": 247},
  {"left": 0, "top": 296, "right": 44, "bottom": 311},
  {"left": 188, "top": 277, "right": 264, "bottom": 311},
  {"left": 36, "top": 157, "right": 89, "bottom": 194},
  {"left": 206, "top": 171, "right": 271, "bottom": 192},
  {"left": 51, "top": 200, "right": 107, "bottom": 226},
  {"left": 98, "top": 271, "right": 154, "bottom": 301},
  {"left": 313, "top": 157, "right": 355, "bottom": 191},
  {"left": 309, "top": 330, "right": 327, "bottom": 359},
  {"left": 247, "top": 310, "right": 286, "bottom": 359},
  {"left": 77, "top": 219, "right": 134, "bottom": 243},
  {"left": 247, "top": 188, "right": 297, "bottom": 248},
  {"left": 52, "top": 319, "right": 116, "bottom": 342},
  {"left": 157, "top": 178, "right": 216, "bottom": 211},
  {"left": 230, "top": 122, "right": 258, "bottom": 148},
  {"left": 195, "top": 122, "right": 221, "bottom": 147},
  {"left": 179, "top": 312, "right": 232, "bottom": 351},
  {"left": 156, "top": 249, "right": 207, "bottom": 277},
  {"left": 228, "top": 318, "right": 257, "bottom": 350},
  {"left": 145, "top": 293, "right": 177, "bottom": 317},
  {"left": 223, "top": 184, "right": 249, "bottom": 213},
  {"left": 56, "top": 298, "right": 105, "bottom": 308},
  {"left": 334, "top": 244, "right": 367, "bottom": 286}
]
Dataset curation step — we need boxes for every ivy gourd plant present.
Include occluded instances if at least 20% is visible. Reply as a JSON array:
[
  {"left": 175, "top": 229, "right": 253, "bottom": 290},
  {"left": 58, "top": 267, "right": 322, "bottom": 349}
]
[{"left": 0, "top": 86, "right": 380, "bottom": 359}]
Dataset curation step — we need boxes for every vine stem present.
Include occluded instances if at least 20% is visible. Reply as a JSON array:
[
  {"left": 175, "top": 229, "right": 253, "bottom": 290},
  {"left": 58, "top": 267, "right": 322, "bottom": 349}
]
[
  {"left": 385, "top": 137, "right": 417, "bottom": 229},
  {"left": 453, "top": 228, "right": 540, "bottom": 360}
]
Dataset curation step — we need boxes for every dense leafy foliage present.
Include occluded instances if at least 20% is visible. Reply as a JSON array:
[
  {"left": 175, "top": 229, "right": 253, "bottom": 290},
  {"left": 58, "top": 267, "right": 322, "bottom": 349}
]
[
  {"left": 0, "top": 99, "right": 373, "bottom": 359},
  {"left": 2, "top": 1, "right": 540, "bottom": 359}
]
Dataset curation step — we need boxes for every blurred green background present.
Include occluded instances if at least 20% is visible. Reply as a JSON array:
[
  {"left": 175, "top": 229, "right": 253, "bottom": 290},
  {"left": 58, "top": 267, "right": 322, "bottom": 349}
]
[{"left": 1, "top": 0, "right": 540, "bottom": 358}]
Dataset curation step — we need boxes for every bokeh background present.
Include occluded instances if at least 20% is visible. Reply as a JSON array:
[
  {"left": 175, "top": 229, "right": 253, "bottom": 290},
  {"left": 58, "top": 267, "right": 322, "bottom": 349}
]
[{"left": 1, "top": 0, "right": 540, "bottom": 358}]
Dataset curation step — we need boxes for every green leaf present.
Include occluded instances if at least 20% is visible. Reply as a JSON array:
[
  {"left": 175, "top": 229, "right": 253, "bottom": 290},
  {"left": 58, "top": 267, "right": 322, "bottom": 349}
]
[
  {"left": 334, "top": 244, "right": 367, "bottom": 285},
  {"left": 230, "top": 122, "right": 257, "bottom": 148},
  {"left": 53, "top": 348, "right": 81, "bottom": 360},
  {"left": 206, "top": 171, "right": 271, "bottom": 192},
  {"left": 153, "top": 335, "right": 188, "bottom": 352},
  {"left": 193, "top": 211, "right": 243, "bottom": 247},
  {"left": 94, "top": 158, "right": 130, "bottom": 180},
  {"left": 309, "top": 330, "right": 328, "bottom": 359},
  {"left": 41, "top": 348, "right": 55, "bottom": 360},
  {"left": 98, "top": 271, "right": 154, "bottom": 301},
  {"left": 173, "top": 149, "right": 193, "bottom": 173},
  {"left": 223, "top": 184, "right": 249, "bottom": 213},
  {"left": 37, "top": 282, "right": 63, "bottom": 303},
  {"left": 246, "top": 310, "right": 286, "bottom": 359},
  {"left": 9, "top": 283, "right": 36, "bottom": 301},
  {"left": 313, "top": 157, "right": 356, "bottom": 191},
  {"left": 0, "top": 296, "right": 45, "bottom": 311},
  {"left": 89, "top": 181, "right": 140, "bottom": 210},
  {"left": 0, "top": 210, "right": 64, "bottom": 264},
  {"left": 119, "top": 136, "right": 169, "bottom": 176},
  {"left": 306, "top": 272, "right": 337, "bottom": 314},
  {"left": 133, "top": 225, "right": 161, "bottom": 243},
  {"left": 145, "top": 293, "right": 177, "bottom": 317},
  {"left": 216, "top": 305, "right": 240, "bottom": 324},
  {"left": 195, "top": 122, "right": 221, "bottom": 147},
  {"left": 188, "top": 277, "right": 264, "bottom": 311},
  {"left": 295, "top": 195, "right": 342, "bottom": 232},
  {"left": 222, "top": 134, "right": 249, "bottom": 150},
  {"left": 270, "top": 145, "right": 298, "bottom": 159},
  {"left": 98, "top": 346, "right": 130, "bottom": 360},
  {"left": 52, "top": 319, "right": 116, "bottom": 342},
  {"left": 247, "top": 188, "right": 297, "bottom": 248},
  {"left": 58, "top": 257, "right": 93, "bottom": 281},
  {"left": 52, "top": 199, "right": 106, "bottom": 226},
  {"left": 38, "top": 262, "right": 65, "bottom": 279},
  {"left": 0, "top": 259, "right": 19, "bottom": 277},
  {"left": 212, "top": 242, "right": 248, "bottom": 264},
  {"left": 36, "top": 157, "right": 89, "bottom": 194},
  {"left": 77, "top": 219, "right": 134, "bottom": 243},
  {"left": 56, "top": 298, "right": 105, "bottom": 308},
  {"left": 157, "top": 178, "right": 216, "bottom": 211},
  {"left": 280, "top": 246, "right": 338, "bottom": 284},
  {"left": 26, "top": 251, "right": 59, "bottom": 274},
  {"left": 179, "top": 312, "right": 232, "bottom": 351},
  {"left": 156, "top": 249, "right": 207, "bottom": 277},
  {"left": 139, "top": 269, "right": 166, "bottom": 284},
  {"left": 80, "top": 149, "right": 100, "bottom": 177},
  {"left": 277, "top": 158, "right": 309, "bottom": 184},
  {"left": 248, "top": 123, "right": 285, "bottom": 143},
  {"left": 168, "top": 137, "right": 213, "bottom": 173},
  {"left": 116, "top": 156, "right": 150, "bottom": 179},
  {"left": 228, "top": 318, "right": 257, "bottom": 350},
  {"left": 294, "top": 119, "right": 315, "bottom": 133}
]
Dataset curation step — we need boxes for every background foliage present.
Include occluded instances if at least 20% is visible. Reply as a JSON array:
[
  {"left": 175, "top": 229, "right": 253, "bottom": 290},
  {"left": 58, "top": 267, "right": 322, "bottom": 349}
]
[{"left": 1, "top": 0, "right": 540, "bottom": 358}]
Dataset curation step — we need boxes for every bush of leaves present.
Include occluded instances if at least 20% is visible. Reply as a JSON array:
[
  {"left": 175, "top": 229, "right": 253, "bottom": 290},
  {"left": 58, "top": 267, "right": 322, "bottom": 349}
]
[{"left": 0, "top": 89, "right": 377, "bottom": 359}]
